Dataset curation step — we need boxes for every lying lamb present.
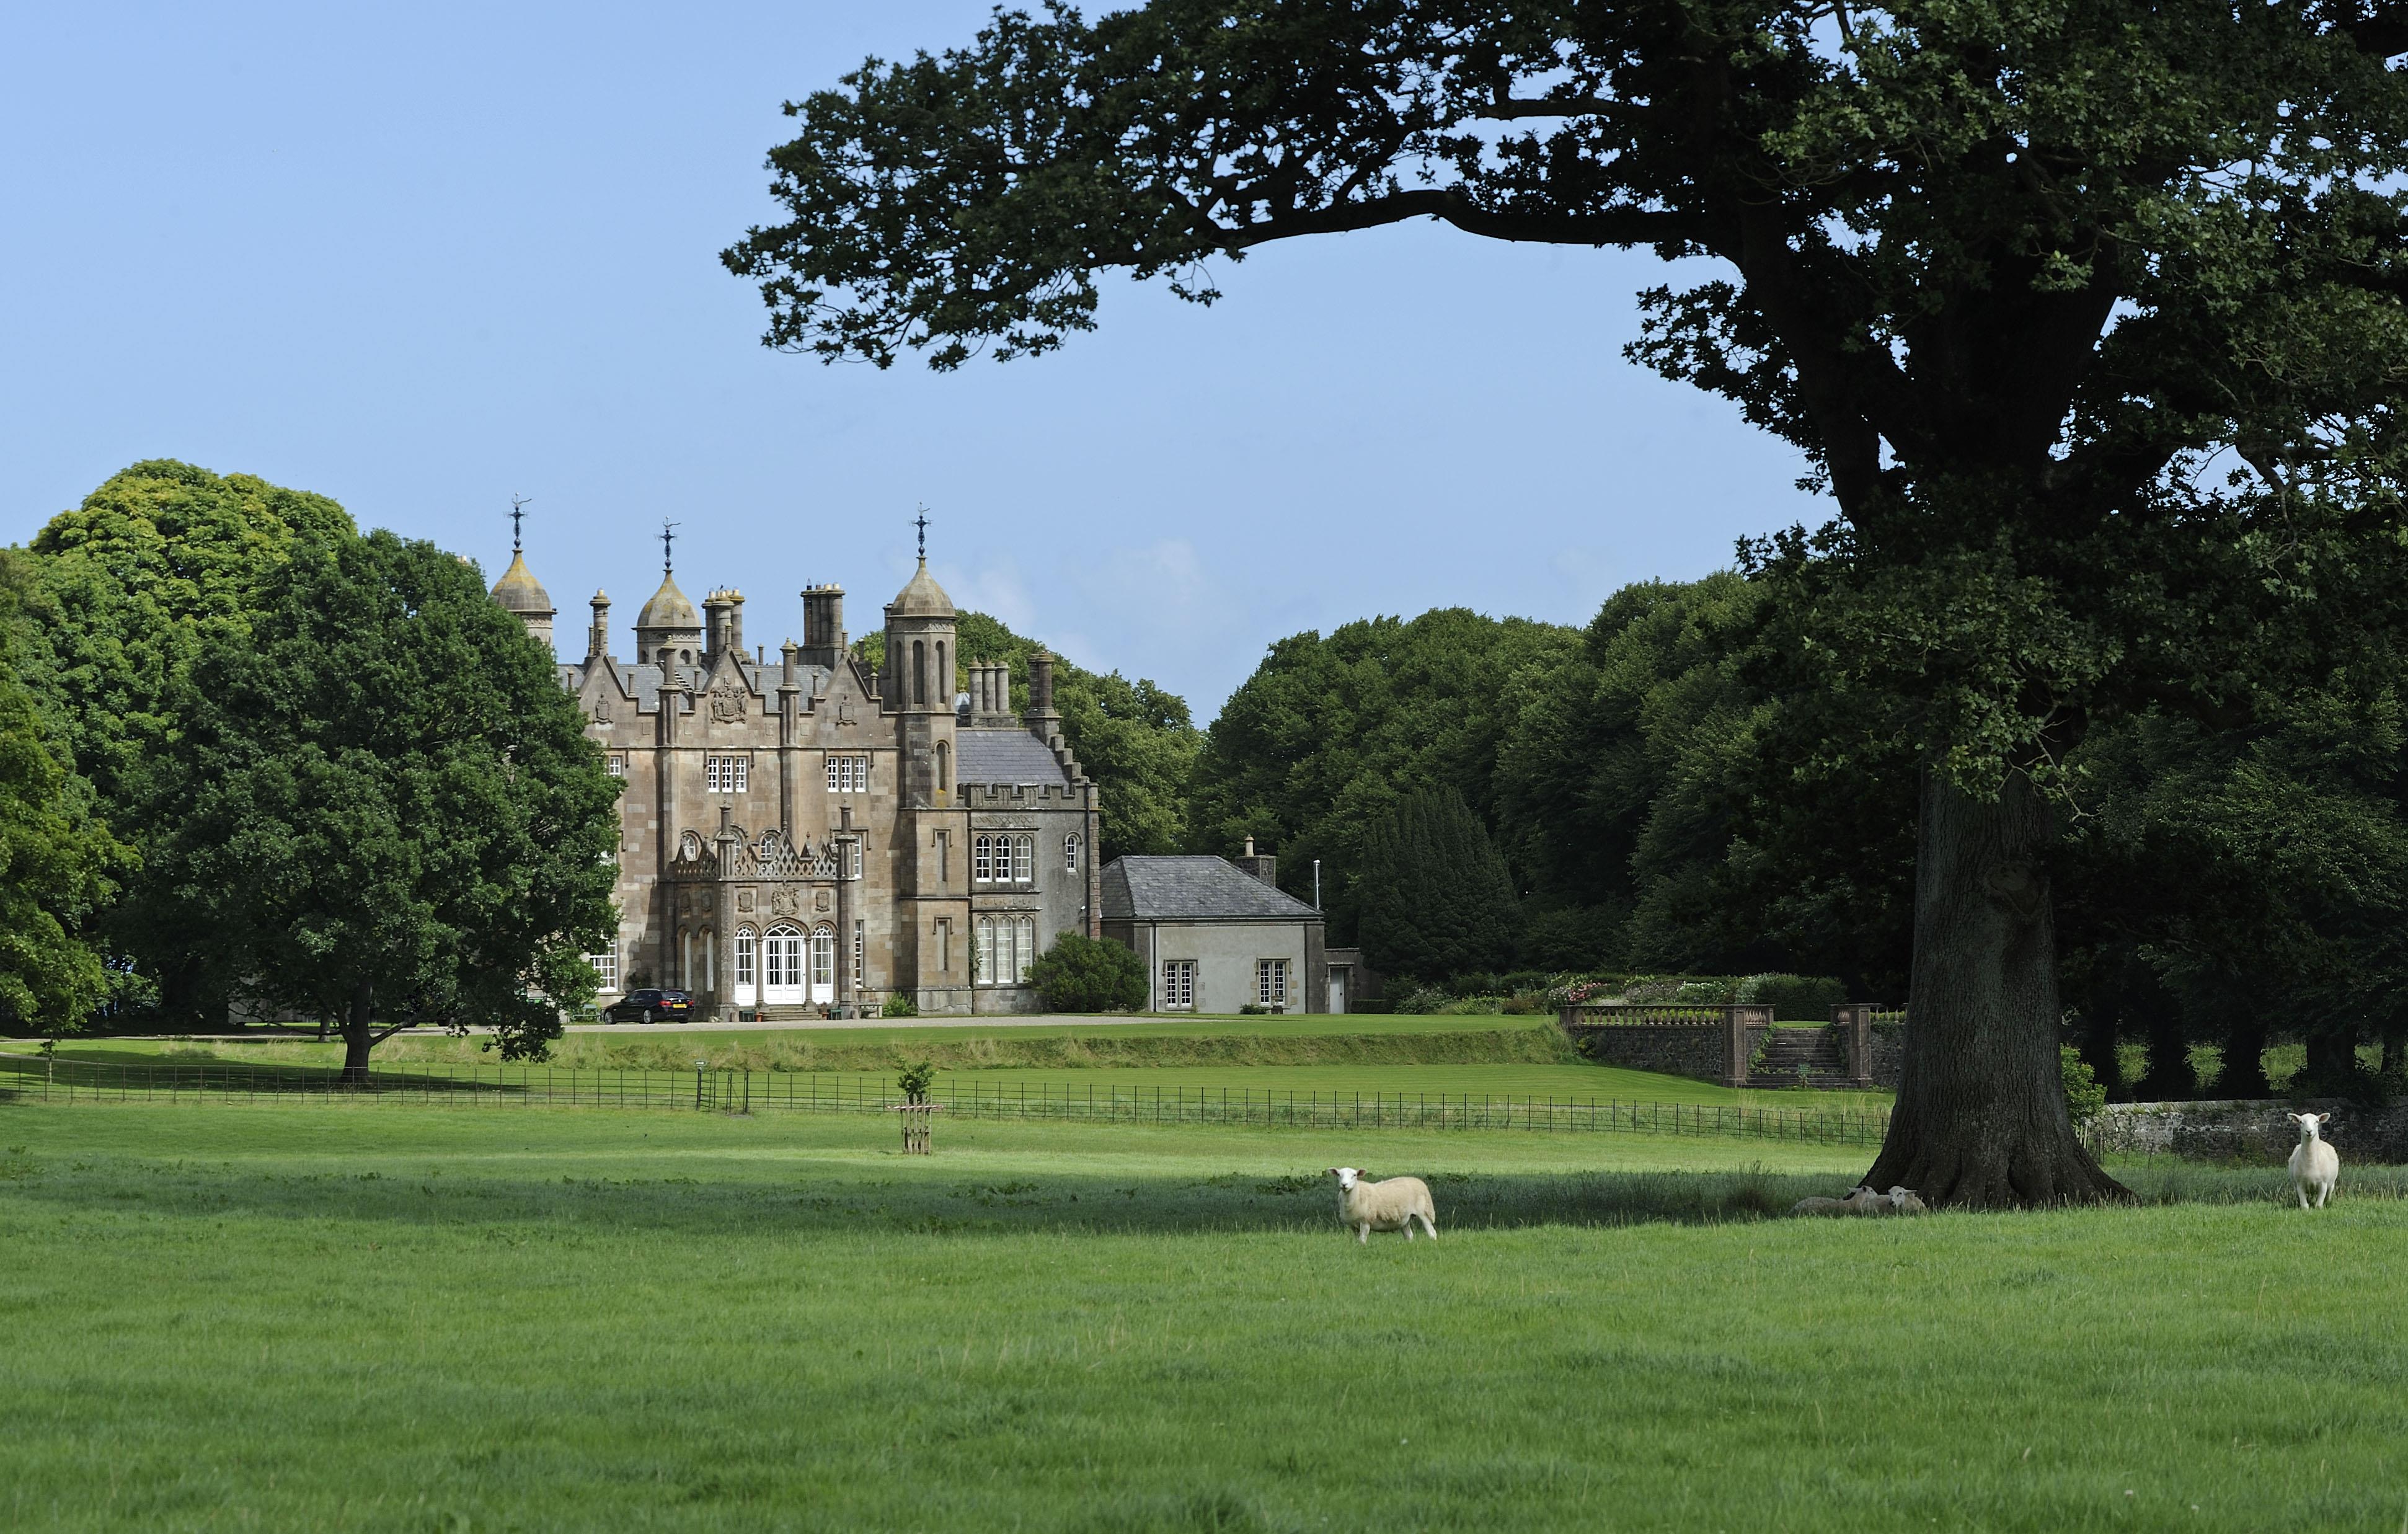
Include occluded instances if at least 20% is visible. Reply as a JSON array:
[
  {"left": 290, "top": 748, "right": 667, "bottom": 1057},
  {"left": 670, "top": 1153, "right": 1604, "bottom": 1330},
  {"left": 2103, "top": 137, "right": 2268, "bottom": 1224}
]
[
  {"left": 1789, "top": 1185, "right": 1928, "bottom": 1217},
  {"left": 1326, "top": 1167, "right": 1438, "bottom": 1244},
  {"left": 2288, "top": 1112, "right": 2340, "bottom": 1210}
]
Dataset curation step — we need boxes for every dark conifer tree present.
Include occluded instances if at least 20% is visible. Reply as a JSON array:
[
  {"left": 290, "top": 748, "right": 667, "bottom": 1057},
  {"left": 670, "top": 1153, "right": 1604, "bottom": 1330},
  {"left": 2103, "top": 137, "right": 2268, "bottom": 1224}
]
[{"left": 1357, "top": 789, "right": 1516, "bottom": 983}]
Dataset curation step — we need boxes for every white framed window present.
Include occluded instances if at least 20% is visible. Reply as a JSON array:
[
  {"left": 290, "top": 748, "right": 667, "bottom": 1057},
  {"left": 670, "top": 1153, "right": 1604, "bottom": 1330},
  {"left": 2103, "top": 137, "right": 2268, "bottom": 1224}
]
[
  {"left": 706, "top": 755, "right": 748, "bottom": 793},
  {"left": 1015, "top": 917, "right": 1037, "bottom": 982},
  {"left": 973, "top": 833, "right": 994, "bottom": 884},
  {"left": 1012, "top": 835, "right": 1034, "bottom": 882},
  {"left": 735, "top": 929, "right": 756, "bottom": 988},
  {"left": 852, "top": 919, "right": 865, "bottom": 988},
  {"left": 975, "top": 916, "right": 996, "bottom": 984},
  {"left": 1065, "top": 834, "right": 1081, "bottom": 874},
  {"left": 825, "top": 755, "right": 869, "bottom": 793},
  {"left": 587, "top": 949, "right": 619, "bottom": 990},
  {"left": 811, "top": 928, "right": 836, "bottom": 991},
  {"left": 845, "top": 840, "right": 863, "bottom": 879},
  {"left": 1257, "top": 959, "right": 1289, "bottom": 1007},
  {"left": 1162, "top": 959, "right": 1195, "bottom": 1010},
  {"left": 605, "top": 754, "right": 627, "bottom": 778}
]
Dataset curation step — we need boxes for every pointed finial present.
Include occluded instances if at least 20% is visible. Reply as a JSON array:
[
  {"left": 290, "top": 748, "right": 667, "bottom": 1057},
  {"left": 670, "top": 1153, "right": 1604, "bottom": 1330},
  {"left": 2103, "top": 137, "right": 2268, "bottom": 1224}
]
[
  {"left": 661, "top": 518, "right": 679, "bottom": 573},
  {"left": 510, "top": 494, "right": 532, "bottom": 554},
  {"left": 914, "top": 505, "right": 930, "bottom": 562}
]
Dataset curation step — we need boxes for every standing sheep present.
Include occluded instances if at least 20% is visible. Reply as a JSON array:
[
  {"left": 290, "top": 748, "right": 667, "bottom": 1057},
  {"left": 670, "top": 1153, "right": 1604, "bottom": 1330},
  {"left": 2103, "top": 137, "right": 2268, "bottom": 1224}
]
[
  {"left": 2288, "top": 1112, "right": 2340, "bottom": 1210},
  {"left": 1326, "top": 1167, "right": 1438, "bottom": 1244}
]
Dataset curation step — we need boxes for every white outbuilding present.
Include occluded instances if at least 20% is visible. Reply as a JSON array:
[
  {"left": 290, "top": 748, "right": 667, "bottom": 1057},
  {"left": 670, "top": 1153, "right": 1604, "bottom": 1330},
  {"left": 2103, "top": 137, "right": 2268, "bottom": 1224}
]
[{"left": 1099, "top": 849, "right": 1330, "bottom": 1014}]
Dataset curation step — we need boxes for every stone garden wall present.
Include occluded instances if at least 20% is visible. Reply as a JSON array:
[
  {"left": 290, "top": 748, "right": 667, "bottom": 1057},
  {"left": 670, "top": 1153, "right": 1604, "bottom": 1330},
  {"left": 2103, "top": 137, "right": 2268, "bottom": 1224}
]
[{"left": 2089, "top": 1097, "right": 2408, "bottom": 1164}]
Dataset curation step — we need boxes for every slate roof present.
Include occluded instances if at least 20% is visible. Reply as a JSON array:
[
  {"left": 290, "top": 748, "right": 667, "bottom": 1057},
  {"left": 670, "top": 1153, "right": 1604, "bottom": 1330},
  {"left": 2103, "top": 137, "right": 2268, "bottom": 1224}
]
[
  {"left": 559, "top": 661, "right": 830, "bottom": 713},
  {"left": 957, "top": 729, "right": 1071, "bottom": 787},
  {"left": 1100, "top": 856, "right": 1322, "bottom": 923}
]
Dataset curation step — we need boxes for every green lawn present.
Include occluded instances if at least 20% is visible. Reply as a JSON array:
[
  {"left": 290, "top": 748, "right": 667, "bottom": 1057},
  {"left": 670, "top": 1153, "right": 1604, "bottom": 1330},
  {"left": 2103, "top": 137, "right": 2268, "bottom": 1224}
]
[{"left": 4, "top": 1102, "right": 2404, "bottom": 1531}]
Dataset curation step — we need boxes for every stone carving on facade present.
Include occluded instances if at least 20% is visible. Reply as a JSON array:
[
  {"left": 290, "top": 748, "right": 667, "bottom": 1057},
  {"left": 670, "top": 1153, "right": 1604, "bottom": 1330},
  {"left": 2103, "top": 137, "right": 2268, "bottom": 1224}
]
[
  {"left": 815, "top": 889, "right": 832, "bottom": 912},
  {"left": 709, "top": 686, "right": 748, "bottom": 724},
  {"left": 737, "top": 890, "right": 755, "bottom": 913},
  {"left": 770, "top": 888, "right": 800, "bottom": 918},
  {"left": 590, "top": 698, "right": 612, "bottom": 724}
]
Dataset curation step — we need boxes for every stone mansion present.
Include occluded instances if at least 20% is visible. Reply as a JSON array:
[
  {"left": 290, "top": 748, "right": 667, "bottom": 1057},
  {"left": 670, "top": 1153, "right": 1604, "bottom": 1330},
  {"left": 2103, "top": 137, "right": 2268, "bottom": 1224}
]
[{"left": 489, "top": 539, "right": 1100, "bottom": 1019}]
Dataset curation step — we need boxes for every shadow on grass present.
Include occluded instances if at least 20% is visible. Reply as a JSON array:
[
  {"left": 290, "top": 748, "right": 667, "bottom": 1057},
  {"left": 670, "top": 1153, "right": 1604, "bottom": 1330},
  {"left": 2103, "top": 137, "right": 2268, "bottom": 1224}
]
[{"left": 4, "top": 1149, "right": 2397, "bottom": 1238}]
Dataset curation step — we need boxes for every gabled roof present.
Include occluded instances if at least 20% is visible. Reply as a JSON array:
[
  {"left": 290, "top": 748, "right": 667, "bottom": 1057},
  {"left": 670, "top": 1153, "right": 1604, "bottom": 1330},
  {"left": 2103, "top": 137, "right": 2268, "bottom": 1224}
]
[
  {"left": 957, "top": 729, "right": 1071, "bottom": 787},
  {"left": 1100, "top": 856, "right": 1322, "bottom": 923}
]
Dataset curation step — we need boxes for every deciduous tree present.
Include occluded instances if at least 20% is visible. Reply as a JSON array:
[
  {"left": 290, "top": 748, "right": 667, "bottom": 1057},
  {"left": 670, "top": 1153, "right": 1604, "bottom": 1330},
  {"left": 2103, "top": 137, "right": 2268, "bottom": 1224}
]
[{"left": 728, "top": 1, "right": 2408, "bottom": 1204}]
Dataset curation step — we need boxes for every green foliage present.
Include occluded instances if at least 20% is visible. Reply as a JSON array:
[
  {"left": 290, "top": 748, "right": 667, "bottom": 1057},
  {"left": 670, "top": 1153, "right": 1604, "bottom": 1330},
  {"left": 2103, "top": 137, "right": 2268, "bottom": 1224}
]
[
  {"left": 2061, "top": 1047, "right": 2107, "bottom": 1128},
  {"left": 0, "top": 553, "right": 133, "bottom": 1032},
  {"left": 19, "top": 461, "right": 358, "bottom": 1022},
  {"left": 880, "top": 991, "right": 919, "bottom": 1019},
  {"left": 1190, "top": 610, "right": 1575, "bottom": 939},
  {"left": 166, "top": 530, "right": 620, "bottom": 1065},
  {"left": 856, "top": 611, "right": 1200, "bottom": 861},
  {"left": 1355, "top": 789, "right": 1518, "bottom": 983},
  {"left": 1735, "top": 975, "right": 1846, "bottom": 1024},
  {"left": 1025, "top": 931, "right": 1146, "bottom": 1013},
  {"left": 895, "top": 1058, "right": 936, "bottom": 1104}
]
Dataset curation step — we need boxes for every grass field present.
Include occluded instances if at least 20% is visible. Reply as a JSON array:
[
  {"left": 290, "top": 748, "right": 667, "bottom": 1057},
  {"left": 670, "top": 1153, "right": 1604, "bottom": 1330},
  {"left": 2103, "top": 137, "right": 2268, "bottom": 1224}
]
[{"left": 4, "top": 1101, "right": 2404, "bottom": 1532}]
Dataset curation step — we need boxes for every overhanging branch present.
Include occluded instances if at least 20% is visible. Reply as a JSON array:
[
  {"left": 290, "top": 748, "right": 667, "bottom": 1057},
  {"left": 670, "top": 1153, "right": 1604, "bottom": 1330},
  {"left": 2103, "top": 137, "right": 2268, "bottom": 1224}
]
[{"left": 1218, "top": 188, "right": 1677, "bottom": 250}]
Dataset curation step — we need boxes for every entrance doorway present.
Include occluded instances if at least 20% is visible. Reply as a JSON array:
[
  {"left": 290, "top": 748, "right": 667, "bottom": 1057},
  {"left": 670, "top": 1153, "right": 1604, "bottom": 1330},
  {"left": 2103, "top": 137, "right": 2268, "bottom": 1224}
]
[
  {"left": 1329, "top": 965, "right": 1350, "bottom": 1014},
  {"left": 809, "top": 927, "right": 837, "bottom": 1004},
  {"left": 762, "top": 924, "right": 805, "bottom": 1005}
]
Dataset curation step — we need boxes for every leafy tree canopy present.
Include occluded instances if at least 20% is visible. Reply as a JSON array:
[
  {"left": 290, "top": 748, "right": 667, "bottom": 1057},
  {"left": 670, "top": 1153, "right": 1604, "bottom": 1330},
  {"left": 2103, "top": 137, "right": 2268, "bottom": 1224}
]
[
  {"left": 166, "top": 531, "right": 620, "bottom": 1071},
  {"left": 1355, "top": 787, "right": 1518, "bottom": 982},
  {"left": 0, "top": 552, "right": 134, "bottom": 1032}
]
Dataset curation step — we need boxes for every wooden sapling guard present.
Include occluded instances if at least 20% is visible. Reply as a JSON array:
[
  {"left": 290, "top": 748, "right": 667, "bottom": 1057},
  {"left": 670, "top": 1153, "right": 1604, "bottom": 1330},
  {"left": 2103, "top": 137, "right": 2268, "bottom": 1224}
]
[{"left": 892, "top": 1058, "right": 940, "bottom": 1155}]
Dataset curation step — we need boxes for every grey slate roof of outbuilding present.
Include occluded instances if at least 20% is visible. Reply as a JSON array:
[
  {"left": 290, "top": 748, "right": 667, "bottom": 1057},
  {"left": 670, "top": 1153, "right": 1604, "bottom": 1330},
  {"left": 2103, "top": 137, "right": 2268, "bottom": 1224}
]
[
  {"left": 1099, "top": 856, "right": 1322, "bottom": 923},
  {"left": 957, "top": 729, "right": 1071, "bottom": 787}
]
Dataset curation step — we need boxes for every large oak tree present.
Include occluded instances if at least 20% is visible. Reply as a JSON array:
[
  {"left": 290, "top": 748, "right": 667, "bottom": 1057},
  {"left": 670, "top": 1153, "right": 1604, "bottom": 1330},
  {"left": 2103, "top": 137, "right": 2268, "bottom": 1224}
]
[{"left": 725, "top": 1, "right": 2408, "bottom": 1203}]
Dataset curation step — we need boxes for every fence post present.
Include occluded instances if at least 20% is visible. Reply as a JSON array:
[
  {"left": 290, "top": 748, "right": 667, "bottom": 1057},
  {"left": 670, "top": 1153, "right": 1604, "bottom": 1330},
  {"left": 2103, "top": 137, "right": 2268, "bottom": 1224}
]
[{"left": 1836, "top": 1003, "right": 1875, "bottom": 1087}]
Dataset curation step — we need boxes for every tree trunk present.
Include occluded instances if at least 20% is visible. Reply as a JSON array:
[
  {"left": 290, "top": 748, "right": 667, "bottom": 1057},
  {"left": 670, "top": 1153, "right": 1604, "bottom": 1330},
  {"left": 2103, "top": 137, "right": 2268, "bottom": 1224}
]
[
  {"left": 2130, "top": 975, "right": 2196, "bottom": 1102},
  {"left": 2383, "top": 1021, "right": 2404, "bottom": 1080},
  {"left": 2302, "top": 1021, "right": 2359, "bottom": 1095},
  {"left": 340, "top": 978, "right": 374, "bottom": 1086},
  {"left": 1862, "top": 771, "right": 2128, "bottom": 1207},
  {"left": 2219, "top": 1013, "right": 2270, "bottom": 1099},
  {"left": 2076, "top": 1000, "right": 2123, "bottom": 1102}
]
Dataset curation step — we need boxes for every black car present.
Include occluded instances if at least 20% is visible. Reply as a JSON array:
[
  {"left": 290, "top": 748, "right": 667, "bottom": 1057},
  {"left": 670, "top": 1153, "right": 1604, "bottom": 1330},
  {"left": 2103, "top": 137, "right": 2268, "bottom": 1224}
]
[{"left": 602, "top": 988, "right": 694, "bottom": 1025}]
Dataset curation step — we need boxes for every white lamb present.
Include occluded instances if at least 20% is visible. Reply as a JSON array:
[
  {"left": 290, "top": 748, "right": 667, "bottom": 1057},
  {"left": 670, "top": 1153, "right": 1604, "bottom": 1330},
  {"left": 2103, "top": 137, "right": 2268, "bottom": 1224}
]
[
  {"left": 1326, "top": 1167, "right": 1438, "bottom": 1244},
  {"left": 2288, "top": 1112, "right": 2340, "bottom": 1210}
]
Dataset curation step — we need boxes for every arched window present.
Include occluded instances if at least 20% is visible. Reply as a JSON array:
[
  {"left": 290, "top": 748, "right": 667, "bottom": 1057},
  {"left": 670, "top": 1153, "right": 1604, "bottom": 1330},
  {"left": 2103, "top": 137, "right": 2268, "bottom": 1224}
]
[
  {"left": 735, "top": 928, "right": 756, "bottom": 988},
  {"left": 913, "top": 639, "right": 927, "bottom": 705},
  {"left": 680, "top": 649, "right": 693, "bottom": 665},
  {"left": 1065, "top": 834, "right": 1081, "bottom": 874},
  {"left": 975, "top": 916, "right": 996, "bottom": 985},
  {"left": 1012, "top": 835, "right": 1034, "bottom": 883},
  {"left": 698, "top": 929, "right": 715, "bottom": 991},
  {"left": 679, "top": 928, "right": 693, "bottom": 988},
  {"left": 936, "top": 641, "right": 947, "bottom": 700},
  {"left": 811, "top": 927, "right": 836, "bottom": 994},
  {"left": 679, "top": 831, "right": 702, "bottom": 861},
  {"left": 935, "top": 740, "right": 949, "bottom": 798},
  {"left": 1016, "top": 917, "right": 1037, "bottom": 982},
  {"left": 973, "top": 833, "right": 994, "bottom": 884}
]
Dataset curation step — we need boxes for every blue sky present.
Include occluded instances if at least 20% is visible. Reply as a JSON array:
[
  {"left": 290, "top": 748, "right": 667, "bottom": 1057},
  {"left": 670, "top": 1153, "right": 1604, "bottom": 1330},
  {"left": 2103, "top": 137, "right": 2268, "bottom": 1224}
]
[{"left": 0, "top": 2, "right": 1820, "bottom": 713}]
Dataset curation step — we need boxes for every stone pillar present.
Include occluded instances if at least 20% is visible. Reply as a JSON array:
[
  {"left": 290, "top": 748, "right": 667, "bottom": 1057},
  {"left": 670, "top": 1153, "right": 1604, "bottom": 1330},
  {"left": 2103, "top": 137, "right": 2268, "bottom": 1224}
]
[
  {"left": 1836, "top": 1004, "right": 1875, "bottom": 1087},
  {"left": 1722, "top": 1006, "right": 1772, "bottom": 1088},
  {"left": 777, "top": 640, "right": 801, "bottom": 841}
]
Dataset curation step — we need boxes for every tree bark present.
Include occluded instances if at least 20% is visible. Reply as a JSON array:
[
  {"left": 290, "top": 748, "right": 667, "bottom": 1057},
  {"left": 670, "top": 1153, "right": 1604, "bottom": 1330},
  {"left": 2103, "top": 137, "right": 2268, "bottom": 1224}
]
[
  {"left": 2303, "top": 1021, "right": 2360, "bottom": 1095},
  {"left": 1862, "top": 771, "right": 2129, "bottom": 1207},
  {"left": 2129, "top": 972, "right": 2196, "bottom": 1102},
  {"left": 341, "top": 978, "right": 374, "bottom": 1086}
]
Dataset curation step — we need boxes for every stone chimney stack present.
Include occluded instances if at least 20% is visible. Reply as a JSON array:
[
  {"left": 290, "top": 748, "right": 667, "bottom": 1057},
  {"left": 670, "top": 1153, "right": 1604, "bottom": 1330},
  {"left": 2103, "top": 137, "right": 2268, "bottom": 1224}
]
[
  {"left": 1234, "top": 836, "right": 1278, "bottom": 889},
  {"left": 587, "top": 590, "right": 611, "bottom": 663},
  {"left": 701, "top": 590, "right": 732, "bottom": 667},
  {"left": 1027, "top": 649, "right": 1061, "bottom": 742},
  {"left": 799, "top": 583, "right": 847, "bottom": 670}
]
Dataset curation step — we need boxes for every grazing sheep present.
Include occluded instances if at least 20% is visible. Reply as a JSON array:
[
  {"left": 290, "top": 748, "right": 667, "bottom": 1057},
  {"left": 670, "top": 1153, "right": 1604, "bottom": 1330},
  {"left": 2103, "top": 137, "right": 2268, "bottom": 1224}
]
[
  {"left": 1789, "top": 1184, "right": 1929, "bottom": 1217},
  {"left": 1326, "top": 1167, "right": 1438, "bottom": 1244},
  {"left": 2288, "top": 1112, "right": 2339, "bottom": 1210}
]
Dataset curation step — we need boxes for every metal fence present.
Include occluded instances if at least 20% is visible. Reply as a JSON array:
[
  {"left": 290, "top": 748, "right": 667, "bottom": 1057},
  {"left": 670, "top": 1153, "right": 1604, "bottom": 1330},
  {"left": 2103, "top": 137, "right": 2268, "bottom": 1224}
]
[{"left": 0, "top": 1052, "right": 1894, "bottom": 1146}]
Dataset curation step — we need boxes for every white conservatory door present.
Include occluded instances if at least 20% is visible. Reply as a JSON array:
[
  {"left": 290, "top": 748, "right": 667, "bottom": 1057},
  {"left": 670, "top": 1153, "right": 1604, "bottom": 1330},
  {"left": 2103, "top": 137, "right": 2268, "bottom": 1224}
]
[
  {"left": 808, "top": 928, "right": 838, "bottom": 1004},
  {"left": 762, "top": 925, "right": 805, "bottom": 1005}
]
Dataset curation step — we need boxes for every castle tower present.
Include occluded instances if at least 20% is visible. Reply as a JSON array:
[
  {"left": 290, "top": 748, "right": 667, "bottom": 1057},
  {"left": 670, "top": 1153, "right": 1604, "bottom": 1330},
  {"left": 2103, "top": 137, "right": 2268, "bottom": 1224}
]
[
  {"left": 884, "top": 553, "right": 958, "bottom": 807},
  {"left": 633, "top": 525, "right": 702, "bottom": 670},
  {"left": 489, "top": 510, "right": 556, "bottom": 652}
]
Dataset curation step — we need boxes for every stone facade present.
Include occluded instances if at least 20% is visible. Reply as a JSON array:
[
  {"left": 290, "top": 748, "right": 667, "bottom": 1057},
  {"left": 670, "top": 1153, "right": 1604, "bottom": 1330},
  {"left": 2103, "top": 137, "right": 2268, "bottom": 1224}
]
[{"left": 492, "top": 547, "right": 1100, "bottom": 1019}]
